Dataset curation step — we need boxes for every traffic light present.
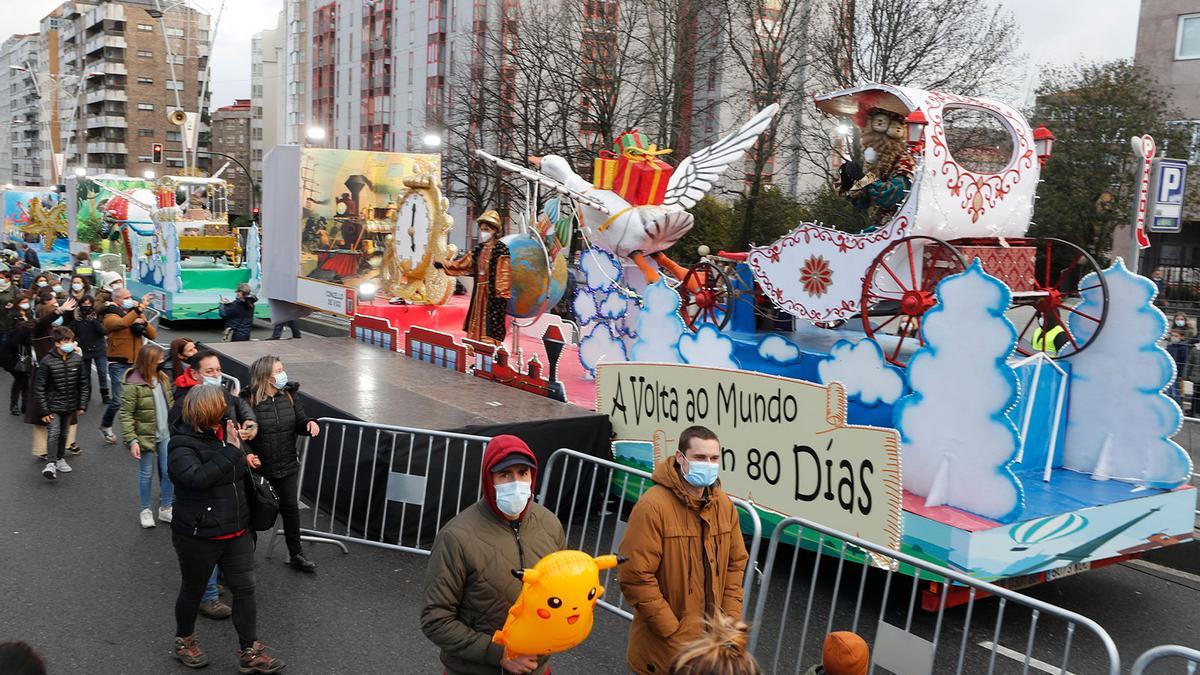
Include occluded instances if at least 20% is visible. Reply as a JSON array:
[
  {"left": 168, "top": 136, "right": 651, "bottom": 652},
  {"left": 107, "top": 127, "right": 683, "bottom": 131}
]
[
  {"left": 151, "top": 143, "right": 164, "bottom": 164},
  {"left": 252, "top": 207, "right": 261, "bottom": 223}
]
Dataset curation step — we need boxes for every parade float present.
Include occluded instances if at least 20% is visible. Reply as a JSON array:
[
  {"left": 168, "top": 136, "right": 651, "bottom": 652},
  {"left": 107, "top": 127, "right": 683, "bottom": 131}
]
[
  {"left": 256, "top": 84, "right": 1194, "bottom": 605},
  {"left": 66, "top": 174, "right": 264, "bottom": 320},
  {"left": 1, "top": 186, "right": 71, "bottom": 271}
]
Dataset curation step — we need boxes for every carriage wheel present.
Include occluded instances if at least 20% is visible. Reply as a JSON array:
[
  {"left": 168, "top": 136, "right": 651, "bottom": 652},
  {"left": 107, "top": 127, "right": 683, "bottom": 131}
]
[
  {"left": 1008, "top": 237, "right": 1109, "bottom": 359},
  {"left": 861, "top": 236, "right": 967, "bottom": 367},
  {"left": 679, "top": 260, "right": 732, "bottom": 331}
]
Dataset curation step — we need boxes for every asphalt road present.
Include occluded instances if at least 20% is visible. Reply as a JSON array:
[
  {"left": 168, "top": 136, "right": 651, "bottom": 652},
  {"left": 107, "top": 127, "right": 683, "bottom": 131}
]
[{"left": 1, "top": 319, "right": 1197, "bottom": 673}]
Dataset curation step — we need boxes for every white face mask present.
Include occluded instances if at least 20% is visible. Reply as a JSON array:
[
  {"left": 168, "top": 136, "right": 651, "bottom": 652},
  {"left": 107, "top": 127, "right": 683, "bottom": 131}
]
[
  {"left": 18, "top": 302, "right": 29, "bottom": 311},
  {"left": 71, "top": 283, "right": 83, "bottom": 292},
  {"left": 273, "top": 371, "right": 288, "bottom": 389},
  {"left": 494, "top": 480, "right": 532, "bottom": 518},
  {"left": 478, "top": 231, "right": 493, "bottom": 243},
  {"left": 36, "top": 281, "right": 47, "bottom": 288},
  {"left": 202, "top": 375, "right": 223, "bottom": 387}
]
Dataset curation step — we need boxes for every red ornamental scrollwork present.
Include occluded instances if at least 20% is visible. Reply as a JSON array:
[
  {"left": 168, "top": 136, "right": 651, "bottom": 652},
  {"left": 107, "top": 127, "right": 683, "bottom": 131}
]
[
  {"left": 925, "top": 92, "right": 1035, "bottom": 224},
  {"left": 747, "top": 218, "right": 910, "bottom": 322}
]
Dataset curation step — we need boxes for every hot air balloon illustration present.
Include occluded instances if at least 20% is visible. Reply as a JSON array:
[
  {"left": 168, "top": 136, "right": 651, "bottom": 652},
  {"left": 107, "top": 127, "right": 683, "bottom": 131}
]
[{"left": 1008, "top": 513, "right": 1089, "bottom": 552}]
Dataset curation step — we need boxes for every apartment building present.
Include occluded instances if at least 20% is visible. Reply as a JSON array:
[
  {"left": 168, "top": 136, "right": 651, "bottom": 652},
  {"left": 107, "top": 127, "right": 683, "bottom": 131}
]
[
  {"left": 251, "top": 20, "right": 283, "bottom": 186},
  {"left": 36, "top": 0, "right": 212, "bottom": 182},
  {"left": 0, "top": 34, "right": 48, "bottom": 186},
  {"left": 1133, "top": 0, "right": 1200, "bottom": 280},
  {"left": 211, "top": 98, "right": 254, "bottom": 216}
]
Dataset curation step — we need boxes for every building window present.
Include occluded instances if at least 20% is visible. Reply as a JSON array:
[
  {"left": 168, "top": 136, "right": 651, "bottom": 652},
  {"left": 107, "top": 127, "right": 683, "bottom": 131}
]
[
  {"left": 137, "top": 76, "right": 153, "bottom": 84},
  {"left": 137, "top": 155, "right": 152, "bottom": 162},
  {"left": 166, "top": 80, "right": 184, "bottom": 91},
  {"left": 137, "top": 50, "right": 153, "bottom": 58},
  {"left": 169, "top": 54, "right": 185, "bottom": 65},
  {"left": 138, "top": 128, "right": 154, "bottom": 137},
  {"left": 166, "top": 158, "right": 184, "bottom": 167},
  {"left": 137, "top": 103, "right": 155, "bottom": 111},
  {"left": 166, "top": 27, "right": 184, "bottom": 38},
  {"left": 1178, "top": 14, "right": 1200, "bottom": 60},
  {"left": 166, "top": 130, "right": 181, "bottom": 141},
  {"left": 137, "top": 23, "right": 153, "bottom": 32}
]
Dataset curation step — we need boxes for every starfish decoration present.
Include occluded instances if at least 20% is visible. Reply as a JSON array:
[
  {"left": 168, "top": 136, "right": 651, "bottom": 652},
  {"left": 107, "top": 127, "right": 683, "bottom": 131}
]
[{"left": 19, "top": 198, "right": 69, "bottom": 252}]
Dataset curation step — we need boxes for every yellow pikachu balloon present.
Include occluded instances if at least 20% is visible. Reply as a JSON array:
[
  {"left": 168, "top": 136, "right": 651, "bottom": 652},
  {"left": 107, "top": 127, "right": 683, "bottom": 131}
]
[{"left": 493, "top": 551, "right": 622, "bottom": 658}]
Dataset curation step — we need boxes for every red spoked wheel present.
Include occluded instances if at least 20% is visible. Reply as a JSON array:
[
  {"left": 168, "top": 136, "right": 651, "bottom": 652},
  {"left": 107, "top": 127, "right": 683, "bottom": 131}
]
[
  {"left": 679, "top": 260, "right": 732, "bottom": 331},
  {"left": 1006, "top": 237, "right": 1109, "bottom": 358},
  {"left": 861, "top": 236, "right": 967, "bottom": 367}
]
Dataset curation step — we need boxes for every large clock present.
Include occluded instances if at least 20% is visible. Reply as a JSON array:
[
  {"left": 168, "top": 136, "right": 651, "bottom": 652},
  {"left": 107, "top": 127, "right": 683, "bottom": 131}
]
[{"left": 397, "top": 190, "right": 433, "bottom": 269}]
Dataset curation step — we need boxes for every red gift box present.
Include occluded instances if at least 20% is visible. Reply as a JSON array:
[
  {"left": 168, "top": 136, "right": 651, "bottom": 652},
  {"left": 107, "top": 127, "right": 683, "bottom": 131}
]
[{"left": 626, "top": 158, "right": 672, "bottom": 205}]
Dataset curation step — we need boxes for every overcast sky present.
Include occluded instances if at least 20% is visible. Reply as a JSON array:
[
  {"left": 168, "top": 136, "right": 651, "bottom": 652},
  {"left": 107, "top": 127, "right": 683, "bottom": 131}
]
[{"left": 1, "top": 0, "right": 1140, "bottom": 111}]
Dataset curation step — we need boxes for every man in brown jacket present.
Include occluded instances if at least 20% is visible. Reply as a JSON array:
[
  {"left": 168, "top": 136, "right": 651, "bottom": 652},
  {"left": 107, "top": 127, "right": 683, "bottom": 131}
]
[
  {"left": 98, "top": 286, "right": 156, "bottom": 443},
  {"left": 618, "top": 425, "right": 749, "bottom": 675}
]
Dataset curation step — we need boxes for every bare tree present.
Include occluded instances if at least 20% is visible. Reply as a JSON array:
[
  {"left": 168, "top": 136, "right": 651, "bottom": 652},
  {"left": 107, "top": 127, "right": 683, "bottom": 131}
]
[{"left": 722, "top": 0, "right": 814, "bottom": 248}]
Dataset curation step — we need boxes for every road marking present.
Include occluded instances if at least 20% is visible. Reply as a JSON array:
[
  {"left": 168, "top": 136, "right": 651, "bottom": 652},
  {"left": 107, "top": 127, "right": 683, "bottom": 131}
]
[
  {"left": 1123, "top": 558, "right": 1200, "bottom": 586},
  {"left": 977, "top": 640, "right": 1078, "bottom": 675}
]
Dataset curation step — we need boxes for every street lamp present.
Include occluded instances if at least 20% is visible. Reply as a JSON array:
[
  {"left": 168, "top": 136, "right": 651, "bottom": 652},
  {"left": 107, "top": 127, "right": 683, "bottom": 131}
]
[
  {"left": 423, "top": 132, "right": 442, "bottom": 149},
  {"left": 1033, "top": 126, "right": 1056, "bottom": 167},
  {"left": 306, "top": 126, "right": 327, "bottom": 144},
  {"left": 143, "top": 169, "right": 156, "bottom": 179},
  {"left": 73, "top": 167, "right": 87, "bottom": 177}
]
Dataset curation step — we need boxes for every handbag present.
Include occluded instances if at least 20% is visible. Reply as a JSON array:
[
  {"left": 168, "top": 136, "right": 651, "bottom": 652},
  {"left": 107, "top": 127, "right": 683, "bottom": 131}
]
[
  {"left": 244, "top": 470, "right": 280, "bottom": 531},
  {"left": 12, "top": 346, "right": 30, "bottom": 374}
]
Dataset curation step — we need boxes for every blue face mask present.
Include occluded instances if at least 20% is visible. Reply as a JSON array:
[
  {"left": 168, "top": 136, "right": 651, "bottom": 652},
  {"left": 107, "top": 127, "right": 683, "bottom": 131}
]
[
  {"left": 59, "top": 342, "right": 76, "bottom": 354},
  {"left": 273, "top": 371, "right": 288, "bottom": 389},
  {"left": 121, "top": 298, "right": 136, "bottom": 310},
  {"left": 681, "top": 456, "right": 720, "bottom": 488},
  {"left": 52, "top": 316, "right": 63, "bottom": 327},
  {"left": 494, "top": 480, "right": 532, "bottom": 518},
  {"left": 202, "top": 375, "right": 222, "bottom": 387}
]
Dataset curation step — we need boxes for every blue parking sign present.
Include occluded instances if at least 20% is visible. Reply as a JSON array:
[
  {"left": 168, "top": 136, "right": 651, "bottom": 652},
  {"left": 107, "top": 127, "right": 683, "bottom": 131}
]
[{"left": 1149, "top": 158, "right": 1188, "bottom": 233}]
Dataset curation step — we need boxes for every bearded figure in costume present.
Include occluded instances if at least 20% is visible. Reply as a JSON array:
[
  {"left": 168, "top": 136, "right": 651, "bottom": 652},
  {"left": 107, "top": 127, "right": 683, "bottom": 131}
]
[
  {"left": 838, "top": 107, "right": 915, "bottom": 226},
  {"left": 436, "top": 210, "right": 511, "bottom": 343}
]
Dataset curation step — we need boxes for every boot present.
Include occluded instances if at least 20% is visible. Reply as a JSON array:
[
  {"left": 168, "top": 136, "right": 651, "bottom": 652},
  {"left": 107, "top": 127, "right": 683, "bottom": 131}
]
[
  {"left": 238, "top": 642, "right": 284, "bottom": 674},
  {"left": 100, "top": 389, "right": 111, "bottom": 404},
  {"left": 286, "top": 553, "right": 317, "bottom": 573},
  {"left": 174, "top": 634, "right": 208, "bottom": 669}
]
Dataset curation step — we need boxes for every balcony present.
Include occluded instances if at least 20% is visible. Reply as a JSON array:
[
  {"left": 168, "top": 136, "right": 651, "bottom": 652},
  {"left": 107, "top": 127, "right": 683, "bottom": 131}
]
[
  {"left": 97, "top": 62, "right": 127, "bottom": 76},
  {"left": 86, "top": 141, "right": 127, "bottom": 154},
  {"left": 86, "top": 3, "right": 124, "bottom": 27},
  {"left": 86, "top": 115, "right": 127, "bottom": 129},
  {"left": 85, "top": 88, "right": 127, "bottom": 104},
  {"left": 85, "top": 34, "right": 126, "bottom": 54}
]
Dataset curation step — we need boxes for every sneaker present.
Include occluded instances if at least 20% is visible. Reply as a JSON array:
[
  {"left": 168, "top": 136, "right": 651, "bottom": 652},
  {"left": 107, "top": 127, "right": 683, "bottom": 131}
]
[
  {"left": 238, "top": 641, "right": 284, "bottom": 674},
  {"left": 42, "top": 462, "right": 56, "bottom": 480},
  {"left": 67, "top": 443, "right": 82, "bottom": 456},
  {"left": 139, "top": 508, "right": 156, "bottom": 528},
  {"left": 158, "top": 506, "right": 173, "bottom": 523},
  {"left": 100, "top": 390, "right": 111, "bottom": 405},
  {"left": 100, "top": 427, "right": 116, "bottom": 444},
  {"left": 55, "top": 458, "right": 72, "bottom": 473},
  {"left": 174, "top": 634, "right": 208, "bottom": 669},
  {"left": 286, "top": 554, "right": 317, "bottom": 573},
  {"left": 198, "top": 599, "right": 232, "bottom": 620}
]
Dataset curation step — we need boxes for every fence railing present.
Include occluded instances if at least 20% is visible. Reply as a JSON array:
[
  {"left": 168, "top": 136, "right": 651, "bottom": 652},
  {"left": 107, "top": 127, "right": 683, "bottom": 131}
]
[
  {"left": 1172, "top": 417, "right": 1200, "bottom": 519},
  {"left": 1131, "top": 645, "right": 1200, "bottom": 674},
  {"left": 748, "top": 516, "right": 1121, "bottom": 675},
  {"left": 273, "top": 417, "right": 492, "bottom": 557},
  {"left": 537, "top": 447, "right": 762, "bottom": 621}
]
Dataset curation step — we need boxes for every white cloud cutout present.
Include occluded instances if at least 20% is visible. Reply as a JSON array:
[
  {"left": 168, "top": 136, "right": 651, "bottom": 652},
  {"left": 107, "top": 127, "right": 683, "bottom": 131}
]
[
  {"left": 600, "top": 291, "right": 629, "bottom": 319},
  {"left": 758, "top": 334, "right": 801, "bottom": 363},
  {"left": 580, "top": 248, "right": 622, "bottom": 291},
  {"left": 679, "top": 324, "right": 739, "bottom": 369},
  {"left": 579, "top": 324, "right": 629, "bottom": 375},
  {"left": 573, "top": 292, "right": 598, "bottom": 325},
  {"left": 631, "top": 280, "right": 684, "bottom": 363},
  {"left": 818, "top": 339, "right": 905, "bottom": 406}
]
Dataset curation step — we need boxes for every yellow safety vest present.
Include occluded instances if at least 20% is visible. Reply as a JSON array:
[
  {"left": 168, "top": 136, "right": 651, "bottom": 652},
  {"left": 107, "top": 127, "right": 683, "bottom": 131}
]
[{"left": 1032, "top": 325, "right": 1064, "bottom": 355}]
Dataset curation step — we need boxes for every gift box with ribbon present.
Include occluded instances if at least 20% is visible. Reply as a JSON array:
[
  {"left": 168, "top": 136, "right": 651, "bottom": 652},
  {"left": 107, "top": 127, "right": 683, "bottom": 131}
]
[
  {"left": 592, "top": 150, "right": 619, "bottom": 190},
  {"left": 612, "top": 130, "right": 674, "bottom": 206}
]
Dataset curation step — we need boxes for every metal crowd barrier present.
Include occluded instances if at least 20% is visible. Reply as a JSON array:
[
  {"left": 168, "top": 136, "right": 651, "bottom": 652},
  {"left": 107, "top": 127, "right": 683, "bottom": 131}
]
[
  {"left": 1131, "top": 645, "right": 1200, "bottom": 674},
  {"left": 537, "top": 448, "right": 763, "bottom": 621},
  {"left": 1173, "top": 417, "right": 1200, "bottom": 519},
  {"left": 748, "top": 517, "right": 1120, "bottom": 675},
  {"left": 267, "top": 417, "right": 492, "bottom": 558}
]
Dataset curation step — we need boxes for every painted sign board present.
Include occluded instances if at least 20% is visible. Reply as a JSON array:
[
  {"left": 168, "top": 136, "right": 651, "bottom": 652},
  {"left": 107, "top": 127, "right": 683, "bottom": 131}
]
[
  {"left": 297, "top": 277, "right": 357, "bottom": 316},
  {"left": 1148, "top": 158, "right": 1189, "bottom": 234},
  {"left": 597, "top": 362, "right": 903, "bottom": 552}
]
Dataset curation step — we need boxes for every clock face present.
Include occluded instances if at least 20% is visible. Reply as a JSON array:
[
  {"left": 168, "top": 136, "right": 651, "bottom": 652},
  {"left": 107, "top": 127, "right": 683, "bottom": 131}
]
[{"left": 398, "top": 192, "right": 432, "bottom": 264}]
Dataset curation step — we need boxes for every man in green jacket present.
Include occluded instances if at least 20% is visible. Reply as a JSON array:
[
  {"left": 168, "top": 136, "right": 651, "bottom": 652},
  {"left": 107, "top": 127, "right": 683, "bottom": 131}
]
[{"left": 421, "top": 435, "right": 565, "bottom": 675}]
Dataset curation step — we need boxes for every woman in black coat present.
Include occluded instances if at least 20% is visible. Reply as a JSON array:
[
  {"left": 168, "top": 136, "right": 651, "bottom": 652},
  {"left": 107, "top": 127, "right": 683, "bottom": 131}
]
[
  {"left": 240, "top": 355, "right": 320, "bottom": 573},
  {"left": 2, "top": 295, "right": 36, "bottom": 415},
  {"left": 167, "top": 384, "right": 284, "bottom": 672}
]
